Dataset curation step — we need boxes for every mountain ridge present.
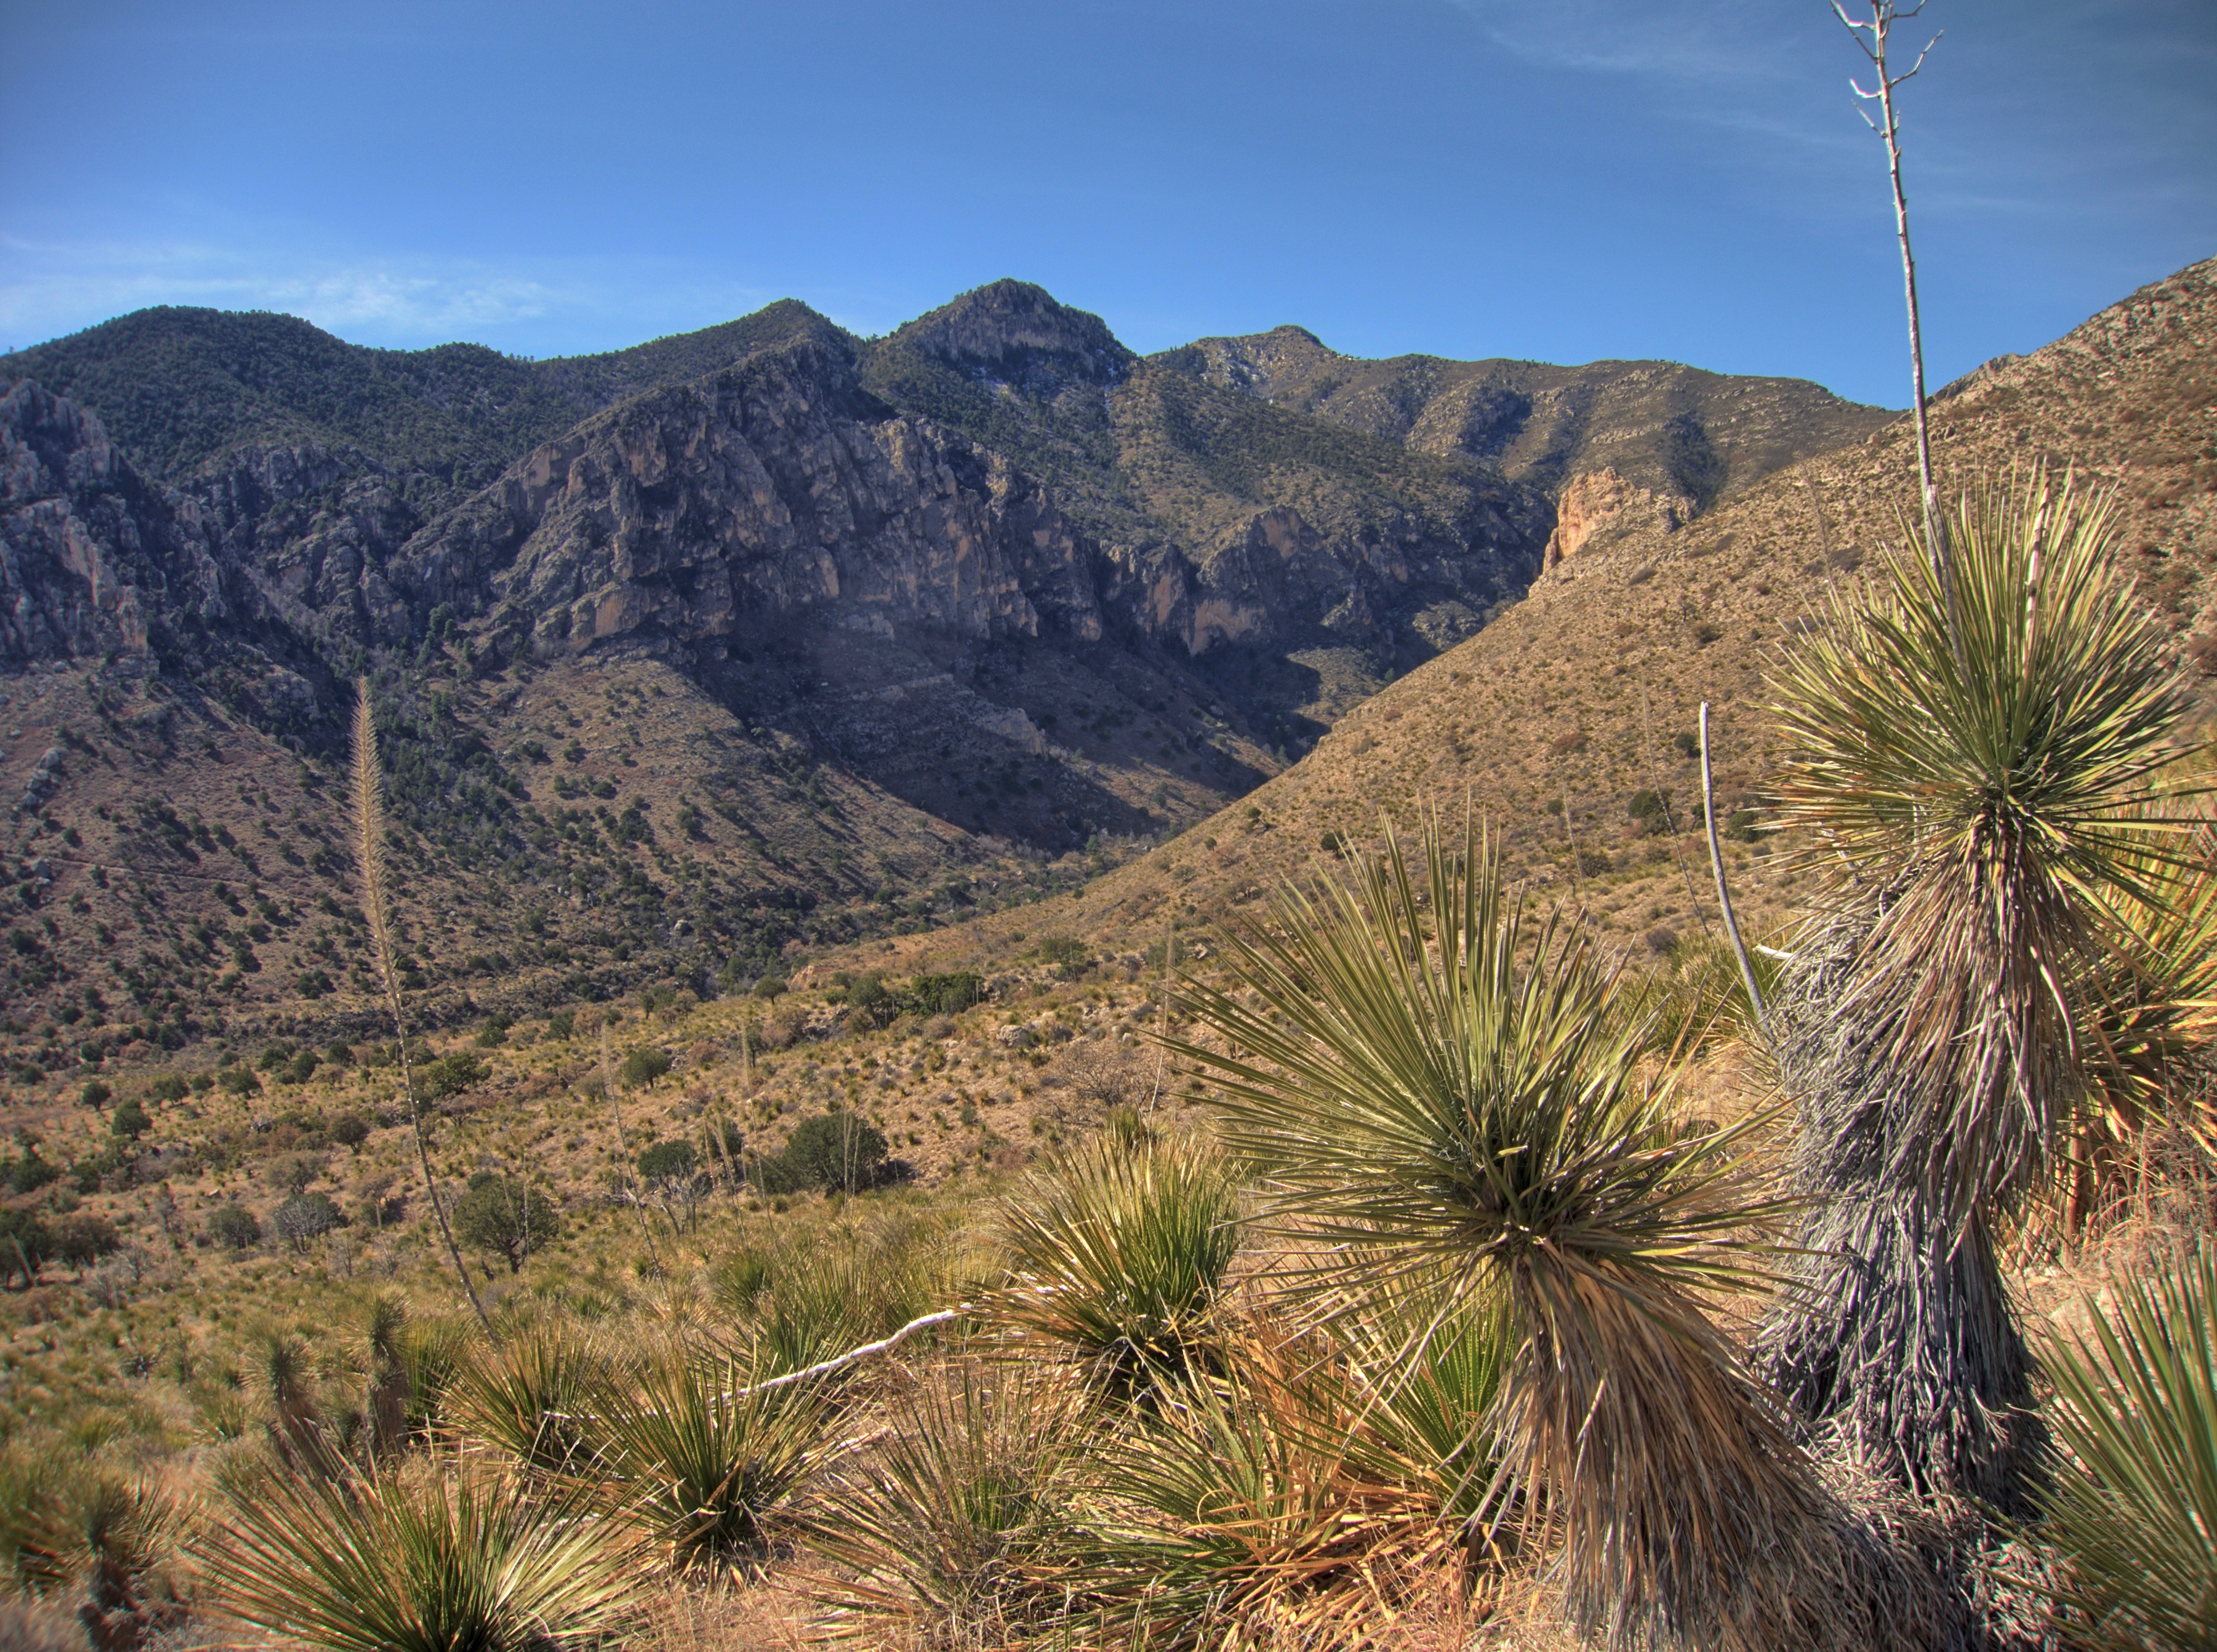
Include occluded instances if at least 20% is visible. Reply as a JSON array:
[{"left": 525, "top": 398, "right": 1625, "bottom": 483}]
[{"left": 0, "top": 276, "right": 1908, "bottom": 1056}]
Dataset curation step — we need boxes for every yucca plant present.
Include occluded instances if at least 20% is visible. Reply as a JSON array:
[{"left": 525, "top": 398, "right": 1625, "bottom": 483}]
[
  {"left": 201, "top": 1454, "right": 644, "bottom": 1652},
  {"left": 2057, "top": 820, "right": 2217, "bottom": 1232},
  {"left": 808, "top": 1362, "right": 1092, "bottom": 1645},
  {"left": 1074, "top": 1321, "right": 1459, "bottom": 1650},
  {"left": 1328, "top": 1266, "right": 1509, "bottom": 1532},
  {"left": 365, "top": 1295, "right": 411, "bottom": 1457},
  {"left": 1758, "top": 467, "right": 2199, "bottom": 1500},
  {"left": 2033, "top": 1248, "right": 2217, "bottom": 1651},
  {"left": 1767, "top": 467, "right": 2194, "bottom": 1217},
  {"left": 592, "top": 1337, "right": 829, "bottom": 1575},
  {"left": 985, "top": 1134, "right": 1242, "bottom": 1400},
  {"left": 444, "top": 1320, "right": 610, "bottom": 1474},
  {"left": 399, "top": 1312, "right": 477, "bottom": 1439},
  {"left": 1170, "top": 813, "right": 1866, "bottom": 1650}
]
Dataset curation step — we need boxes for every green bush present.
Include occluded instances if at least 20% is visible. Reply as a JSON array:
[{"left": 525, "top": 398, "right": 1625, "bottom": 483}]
[
  {"left": 768, "top": 1114, "right": 890, "bottom": 1195},
  {"left": 52, "top": 1214, "right": 120, "bottom": 1270},
  {"left": 7, "top": 1151, "right": 58, "bottom": 1196},
  {"left": 208, "top": 1204, "right": 261, "bottom": 1250},
  {"left": 80, "top": 1080, "right": 111, "bottom": 1111},
  {"left": 109, "top": 1100, "right": 151, "bottom": 1141},
  {"left": 148, "top": 1074, "right": 189, "bottom": 1104},
  {"left": 329, "top": 1112, "right": 370, "bottom": 1148},
  {"left": 272, "top": 1193, "right": 344, "bottom": 1251},
  {"left": 752, "top": 976, "right": 787, "bottom": 1001},
  {"left": 417, "top": 1051, "right": 487, "bottom": 1102},
  {"left": 0, "top": 1207, "right": 49, "bottom": 1285},
  {"left": 620, "top": 1047, "right": 672, "bottom": 1089},
  {"left": 451, "top": 1174, "right": 561, "bottom": 1274},
  {"left": 635, "top": 1140, "right": 697, "bottom": 1183},
  {"left": 908, "top": 972, "right": 981, "bottom": 1015}
]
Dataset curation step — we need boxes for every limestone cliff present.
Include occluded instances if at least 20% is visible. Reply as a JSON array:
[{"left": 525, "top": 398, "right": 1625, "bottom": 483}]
[
  {"left": 0, "top": 379, "right": 232, "bottom": 662},
  {"left": 1541, "top": 468, "right": 1695, "bottom": 568}
]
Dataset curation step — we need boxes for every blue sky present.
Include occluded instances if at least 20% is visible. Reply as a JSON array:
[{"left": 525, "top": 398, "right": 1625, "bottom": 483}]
[{"left": 1, "top": 0, "right": 2209, "bottom": 408}]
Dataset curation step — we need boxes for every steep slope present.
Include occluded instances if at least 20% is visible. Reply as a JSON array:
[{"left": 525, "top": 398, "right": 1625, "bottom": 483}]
[
  {"left": 890, "top": 255, "right": 2216, "bottom": 972},
  {"left": 866, "top": 280, "right": 1888, "bottom": 742}
]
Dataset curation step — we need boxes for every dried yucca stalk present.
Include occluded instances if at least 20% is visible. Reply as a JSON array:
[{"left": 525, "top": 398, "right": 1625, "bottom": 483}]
[{"left": 352, "top": 678, "right": 491, "bottom": 1333}]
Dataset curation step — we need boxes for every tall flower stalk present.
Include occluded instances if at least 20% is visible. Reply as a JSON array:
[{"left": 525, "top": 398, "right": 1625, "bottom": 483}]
[{"left": 352, "top": 678, "right": 492, "bottom": 1335}]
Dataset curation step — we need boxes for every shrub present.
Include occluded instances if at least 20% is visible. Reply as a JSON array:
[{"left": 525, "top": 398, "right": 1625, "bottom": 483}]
[
  {"left": 201, "top": 1456, "right": 644, "bottom": 1651},
  {"left": 417, "top": 1051, "right": 487, "bottom": 1103},
  {"left": 0, "top": 1207, "right": 49, "bottom": 1285},
  {"left": 635, "top": 1140, "right": 697, "bottom": 1183},
  {"left": 752, "top": 976, "right": 788, "bottom": 1001},
  {"left": 909, "top": 972, "right": 981, "bottom": 1014},
  {"left": 450, "top": 1174, "right": 562, "bottom": 1274},
  {"left": 1036, "top": 936, "right": 1087, "bottom": 967},
  {"left": 80, "top": 1080, "right": 111, "bottom": 1111},
  {"left": 273, "top": 1193, "right": 345, "bottom": 1251},
  {"left": 771, "top": 1114, "right": 889, "bottom": 1194},
  {"left": 619, "top": 1047, "right": 672, "bottom": 1089},
  {"left": 208, "top": 1204, "right": 261, "bottom": 1250},
  {"left": 147, "top": 1074, "right": 188, "bottom": 1104},
  {"left": 844, "top": 973, "right": 889, "bottom": 1023},
  {"left": 217, "top": 1066, "right": 261, "bottom": 1098},
  {"left": 547, "top": 1010, "right": 576, "bottom": 1039},
  {"left": 329, "top": 1112, "right": 370, "bottom": 1148},
  {"left": 6, "top": 1152, "right": 57, "bottom": 1196},
  {"left": 52, "top": 1214, "right": 120, "bottom": 1271},
  {"left": 109, "top": 1099, "right": 151, "bottom": 1141}
]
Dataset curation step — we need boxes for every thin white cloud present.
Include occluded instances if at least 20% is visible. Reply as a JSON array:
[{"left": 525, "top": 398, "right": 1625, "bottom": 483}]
[
  {"left": 0, "top": 238, "right": 591, "bottom": 351},
  {"left": 1451, "top": 0, "right": 1809, "bottom": 84}
]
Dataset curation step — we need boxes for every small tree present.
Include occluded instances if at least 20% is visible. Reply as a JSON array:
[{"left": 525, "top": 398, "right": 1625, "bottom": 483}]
[
  {"left": 772, "top": 1113, "right": 889, "bottom": 1194},
  {"left": 80, "top": 1080, "right": 111, "bottom": 1113},
  {"left": 52, "top": 1213, "right": 120, "bottom": 1276},
  {"left": 620, "top": 1047, "right": 673, "bottom": 1089},
  {"left": 636, "top": 1139, "right": 706, "bottom": 1233},
  {"left": 273, "top": 1192, "right": 345, "bottom": 1253},
  {"left": 209, "top": 1204, "right": 262, "bottom": 1250},
  {"left": 109, "top": 1099, "right": 151, "bottom": 1141},
  {"left": 451, "top": 1172, "right": 563, "bottom": 1273}
]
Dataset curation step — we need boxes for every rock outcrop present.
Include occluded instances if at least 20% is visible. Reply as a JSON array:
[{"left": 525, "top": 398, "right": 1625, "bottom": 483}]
[
  {"left": 391, "top": 336, "right": 1110, "bottom": 662},
  {"left": 1542, "top": 467, "right": 1695, "bottom": 568},
  {"left": 0, "top": 379, "right": 233, "bottom": 663}
]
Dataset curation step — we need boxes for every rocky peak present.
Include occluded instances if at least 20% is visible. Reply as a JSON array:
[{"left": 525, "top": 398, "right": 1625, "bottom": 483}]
[
  {"left": 879, "top": 279, "right": 1135, "bottom": 392},
  {"left": 1173, "top": 324, "right": 1341, "bottom": 398}
]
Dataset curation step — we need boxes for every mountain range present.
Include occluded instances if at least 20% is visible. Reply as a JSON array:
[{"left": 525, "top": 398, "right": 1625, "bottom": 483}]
[{"left": 0, "top": 271, "right": 2052, "bottom": 1060}]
